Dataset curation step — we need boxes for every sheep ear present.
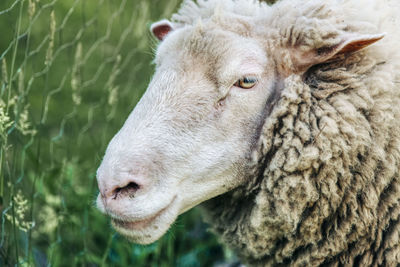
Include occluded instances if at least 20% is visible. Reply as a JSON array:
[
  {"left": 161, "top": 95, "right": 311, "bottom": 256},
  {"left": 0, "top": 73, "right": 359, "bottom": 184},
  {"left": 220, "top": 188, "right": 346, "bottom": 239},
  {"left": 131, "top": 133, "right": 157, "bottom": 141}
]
[
  {"left": 292, "top": 33, "right": 385, "bottom": 74},
  {"left": 151, "top": 20, "right": 174, "bottom": 41}
]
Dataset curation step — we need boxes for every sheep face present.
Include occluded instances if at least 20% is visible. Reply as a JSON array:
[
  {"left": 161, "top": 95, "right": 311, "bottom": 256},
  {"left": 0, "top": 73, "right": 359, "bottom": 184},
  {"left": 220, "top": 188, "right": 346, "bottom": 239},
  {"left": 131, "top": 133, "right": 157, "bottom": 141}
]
[{"left": 96, "top": 19, "right": 277, "bottom": 244}]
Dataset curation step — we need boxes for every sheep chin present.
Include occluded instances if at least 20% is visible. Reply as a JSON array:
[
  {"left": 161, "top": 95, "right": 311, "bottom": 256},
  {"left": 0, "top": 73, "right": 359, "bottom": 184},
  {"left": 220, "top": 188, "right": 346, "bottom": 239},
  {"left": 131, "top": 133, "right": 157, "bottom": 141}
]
[{"left": 110, "top": 196, "right": 180, "bottom": 244}]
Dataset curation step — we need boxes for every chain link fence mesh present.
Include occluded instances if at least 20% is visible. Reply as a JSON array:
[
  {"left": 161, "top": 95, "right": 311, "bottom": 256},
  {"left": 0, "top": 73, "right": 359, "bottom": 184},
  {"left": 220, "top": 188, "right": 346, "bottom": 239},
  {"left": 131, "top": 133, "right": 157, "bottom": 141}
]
[
  {"left": 0, "top": 0, "right": 236, "bottom": 266},
  {"left": 0, "top": 0, "right": 280, "bottom": 266}
]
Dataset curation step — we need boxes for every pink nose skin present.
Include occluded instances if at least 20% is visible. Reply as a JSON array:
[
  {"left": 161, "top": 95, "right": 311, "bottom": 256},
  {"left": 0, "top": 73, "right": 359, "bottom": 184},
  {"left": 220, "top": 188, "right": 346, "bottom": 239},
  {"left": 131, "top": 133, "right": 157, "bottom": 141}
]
[
  {"left": 98, "top": 173, "right": 148, "bottom": 209},
  {"left": 106, "top": 180, "right": 141, "bottom": 200}
]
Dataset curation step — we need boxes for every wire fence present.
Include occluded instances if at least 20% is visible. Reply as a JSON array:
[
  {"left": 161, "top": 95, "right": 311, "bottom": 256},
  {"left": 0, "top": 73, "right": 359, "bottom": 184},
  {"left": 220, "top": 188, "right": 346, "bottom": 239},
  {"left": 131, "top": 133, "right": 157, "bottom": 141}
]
[
  {"left": 0, "top": 0, "right": 233, "bottom": 266},
  {"left": 0, "top": 0, "right": 282, "bottom": 265}
]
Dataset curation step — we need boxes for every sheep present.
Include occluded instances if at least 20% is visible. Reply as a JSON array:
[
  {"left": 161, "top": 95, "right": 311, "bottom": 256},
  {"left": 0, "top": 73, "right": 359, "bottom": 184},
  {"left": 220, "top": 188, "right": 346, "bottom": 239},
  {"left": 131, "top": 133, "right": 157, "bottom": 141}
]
[{"left": 96, "top": 0, "right": 400, "bottom": 265}]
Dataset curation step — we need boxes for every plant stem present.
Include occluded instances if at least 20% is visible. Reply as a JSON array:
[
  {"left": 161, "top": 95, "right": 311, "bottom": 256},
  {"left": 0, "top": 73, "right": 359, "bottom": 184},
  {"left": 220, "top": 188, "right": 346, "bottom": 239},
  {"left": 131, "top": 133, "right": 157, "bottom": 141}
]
[
  {"left": 100, "top": 234, "right": 113, "bottom": 267},
  {"left": 6, "top": 0, "right": 24, "bottom": 113},
  {"left": 11, "top": 188, "right": 19, "bottom": 266}
]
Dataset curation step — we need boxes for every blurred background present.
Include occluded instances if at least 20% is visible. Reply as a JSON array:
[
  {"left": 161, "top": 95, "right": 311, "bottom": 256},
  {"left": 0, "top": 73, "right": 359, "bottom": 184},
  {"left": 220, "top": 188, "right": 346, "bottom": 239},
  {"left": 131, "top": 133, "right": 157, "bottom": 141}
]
[
  {"left": 0, "top": 0, "right": 234, "bottom": 266},
  {"left": 0, "top": 0, "right": 276, "bottom": 266}
]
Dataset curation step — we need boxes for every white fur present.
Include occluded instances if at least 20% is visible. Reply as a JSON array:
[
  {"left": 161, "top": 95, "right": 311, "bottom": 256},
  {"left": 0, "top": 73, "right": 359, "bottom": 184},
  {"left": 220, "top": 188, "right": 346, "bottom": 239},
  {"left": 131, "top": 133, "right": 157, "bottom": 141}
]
[{"left": 96, "top": 0, "right": 400, "bottom": 249}]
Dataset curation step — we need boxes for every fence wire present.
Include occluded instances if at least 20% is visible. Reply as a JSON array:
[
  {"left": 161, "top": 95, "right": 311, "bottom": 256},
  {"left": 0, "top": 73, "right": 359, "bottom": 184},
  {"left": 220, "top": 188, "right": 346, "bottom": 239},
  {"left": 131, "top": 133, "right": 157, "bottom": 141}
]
[{"left": 0, "top": 0, "right": 235, "bottom": 266}]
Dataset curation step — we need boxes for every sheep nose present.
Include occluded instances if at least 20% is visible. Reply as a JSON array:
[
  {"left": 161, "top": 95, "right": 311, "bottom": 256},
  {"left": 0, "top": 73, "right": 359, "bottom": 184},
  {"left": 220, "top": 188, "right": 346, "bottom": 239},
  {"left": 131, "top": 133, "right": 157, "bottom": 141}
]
[
  {"left": 107, "top": 180, "right": 141, "bottom": 200},
  {"left": 98, "top": 173, "right": 147, "bottom": 203}
]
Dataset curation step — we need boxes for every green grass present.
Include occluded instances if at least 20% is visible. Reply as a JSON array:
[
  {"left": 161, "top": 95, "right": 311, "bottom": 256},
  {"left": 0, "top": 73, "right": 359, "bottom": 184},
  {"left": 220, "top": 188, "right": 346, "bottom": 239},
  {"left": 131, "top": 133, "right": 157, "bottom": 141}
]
[{"left": 0, "top": 0, "right": 234, "bottom": 266}]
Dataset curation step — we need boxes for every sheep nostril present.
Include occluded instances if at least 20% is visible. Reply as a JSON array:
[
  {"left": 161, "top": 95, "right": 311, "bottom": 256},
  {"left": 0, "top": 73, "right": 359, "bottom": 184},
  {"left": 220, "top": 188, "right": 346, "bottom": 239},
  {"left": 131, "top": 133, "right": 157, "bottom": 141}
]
[{"left": 112, "top": 182, "right": 140, "bottom": 200}]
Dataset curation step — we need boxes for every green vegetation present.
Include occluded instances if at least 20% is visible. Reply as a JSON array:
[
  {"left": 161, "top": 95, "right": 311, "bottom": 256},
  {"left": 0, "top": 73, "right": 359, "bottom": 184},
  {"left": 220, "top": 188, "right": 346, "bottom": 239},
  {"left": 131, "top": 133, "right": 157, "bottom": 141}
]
[{"left": 0, "top": 0, "right": 233, "bottom": 266}]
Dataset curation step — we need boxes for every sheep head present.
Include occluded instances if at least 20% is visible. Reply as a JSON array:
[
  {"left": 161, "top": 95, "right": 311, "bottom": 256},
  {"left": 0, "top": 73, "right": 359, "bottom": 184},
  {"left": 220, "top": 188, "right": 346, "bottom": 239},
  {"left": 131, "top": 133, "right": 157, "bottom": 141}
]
[{"left": 96, "top": 0, "right": 384, "bottom": 249}]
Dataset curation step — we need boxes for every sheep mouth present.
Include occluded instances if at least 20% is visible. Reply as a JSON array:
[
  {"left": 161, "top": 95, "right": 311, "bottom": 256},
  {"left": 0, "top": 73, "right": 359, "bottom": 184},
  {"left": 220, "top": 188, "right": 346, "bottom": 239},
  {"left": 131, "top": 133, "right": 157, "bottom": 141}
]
[
  {"left": 109, "top": 196, "right": 179, "bottom": 243},
  {"left": 111, "top": 204, "right": 169, "bottom": 231}
]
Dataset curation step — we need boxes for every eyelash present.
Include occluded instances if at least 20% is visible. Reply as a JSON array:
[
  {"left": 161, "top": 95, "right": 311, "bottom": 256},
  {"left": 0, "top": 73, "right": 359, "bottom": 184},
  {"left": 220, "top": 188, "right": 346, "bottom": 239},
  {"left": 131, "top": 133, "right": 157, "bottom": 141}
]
[{"left": 233, "top": 76, "right": 258, "bottom": 89}]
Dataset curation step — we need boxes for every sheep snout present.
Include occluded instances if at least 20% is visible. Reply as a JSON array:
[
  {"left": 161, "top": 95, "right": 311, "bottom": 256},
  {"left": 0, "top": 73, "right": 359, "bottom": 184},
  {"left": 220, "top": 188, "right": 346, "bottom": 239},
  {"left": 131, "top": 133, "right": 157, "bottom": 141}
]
[
  {"left": 111, "top": 181, "right": 140, "bottom": 199},
  {"left": 97, "top": 174, "right": 147, "bottom": 216},
  {"left": 97, "top": 170, "right": 148, "bottom": 200}
]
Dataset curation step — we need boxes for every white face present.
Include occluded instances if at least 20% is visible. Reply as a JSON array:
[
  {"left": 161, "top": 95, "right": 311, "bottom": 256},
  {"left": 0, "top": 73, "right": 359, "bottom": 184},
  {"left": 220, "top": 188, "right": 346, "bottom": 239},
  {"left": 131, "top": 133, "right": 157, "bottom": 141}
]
[{"left": 96, "top": 21, "right": 277, "bottom": 244}]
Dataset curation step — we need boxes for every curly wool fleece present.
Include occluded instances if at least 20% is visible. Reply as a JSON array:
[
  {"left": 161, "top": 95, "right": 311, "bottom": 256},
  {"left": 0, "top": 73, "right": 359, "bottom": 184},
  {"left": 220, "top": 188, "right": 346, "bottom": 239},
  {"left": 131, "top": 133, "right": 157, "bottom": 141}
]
[{"left": 169, "top": 0, "right": 400, "bottom": 266}]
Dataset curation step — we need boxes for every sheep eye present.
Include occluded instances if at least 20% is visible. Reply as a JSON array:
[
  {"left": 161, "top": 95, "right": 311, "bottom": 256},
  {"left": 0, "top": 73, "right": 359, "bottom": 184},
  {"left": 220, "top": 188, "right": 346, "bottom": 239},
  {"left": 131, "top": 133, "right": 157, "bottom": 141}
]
[{"left": 234, "top": 77, "right": 257, "bottom": 89}]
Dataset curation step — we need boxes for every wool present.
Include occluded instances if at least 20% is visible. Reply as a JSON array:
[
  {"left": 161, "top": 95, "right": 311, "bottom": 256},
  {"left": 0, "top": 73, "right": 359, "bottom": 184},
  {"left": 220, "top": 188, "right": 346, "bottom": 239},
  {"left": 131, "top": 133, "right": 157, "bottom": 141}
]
[{"left": 167, "top": 0, "right": 400, "bottom": 265}]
